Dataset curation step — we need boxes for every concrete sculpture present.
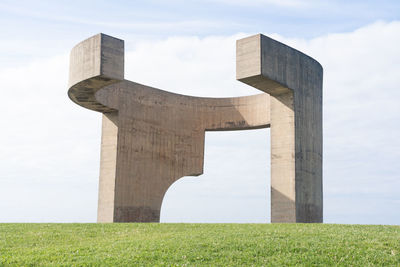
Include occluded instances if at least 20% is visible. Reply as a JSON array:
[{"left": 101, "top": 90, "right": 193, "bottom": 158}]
[{"left": 68, "top": 33, "right": 323, "bottom": 223}]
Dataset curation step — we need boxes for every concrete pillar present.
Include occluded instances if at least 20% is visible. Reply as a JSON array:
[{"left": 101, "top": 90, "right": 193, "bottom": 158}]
[
  {"left": 237, "top": 34, "right": 323, "bottom": 223},
  {"left": 270, "top": 92, "right": 296, "bottom": 222},
  {"left": 97, "top": 112, "right": 118, "bottom": 222}
]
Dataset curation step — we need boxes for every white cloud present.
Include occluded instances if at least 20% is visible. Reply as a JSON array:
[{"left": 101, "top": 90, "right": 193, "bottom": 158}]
[
  {"left": 0, "top": 54, "right": 101, "bottom": 222},
  {"left": 125, "top": 34, "right": 259, "bottom": 97},
  {"left": 0, "top": 21, "right": 399, "bottom": 223}
]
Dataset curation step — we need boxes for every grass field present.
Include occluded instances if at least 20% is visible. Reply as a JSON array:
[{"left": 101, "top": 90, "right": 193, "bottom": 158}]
[{"left": 0, "top": 223, "right": 399, "bottom": 266}]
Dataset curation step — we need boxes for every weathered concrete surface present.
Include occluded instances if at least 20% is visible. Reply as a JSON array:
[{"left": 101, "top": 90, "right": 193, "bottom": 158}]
[
  {"left": 237, "top": 34, "right": 323, "bottom": 223},
  {"left": 68, "top": 33, "right": 322, "bottom": 223}
]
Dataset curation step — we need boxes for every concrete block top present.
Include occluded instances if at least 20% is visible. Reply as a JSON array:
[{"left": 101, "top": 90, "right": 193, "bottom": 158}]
[
  {"left": 236, "top": 34, "right": 323, "bottom": 95},
  {"left": 68, "top": 33, "right": 124, "bottom": 112},
  {"left": 68, "top": 33, "right": 124, "bottom": 88}
]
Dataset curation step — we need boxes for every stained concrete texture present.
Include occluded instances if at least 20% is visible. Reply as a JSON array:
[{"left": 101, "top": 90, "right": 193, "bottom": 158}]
[{"left": 68, "top": 33, "right": 323, "bottom": 223}]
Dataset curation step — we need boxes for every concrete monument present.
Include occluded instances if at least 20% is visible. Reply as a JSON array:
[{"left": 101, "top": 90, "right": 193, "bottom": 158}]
[{"left": 68, "top": 33, "right": 323, "bottom": 223}]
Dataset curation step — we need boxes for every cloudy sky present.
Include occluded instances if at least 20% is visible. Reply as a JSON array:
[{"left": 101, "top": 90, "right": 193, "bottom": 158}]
[{"left": 0, "top": 0, "right": 399, "bottom": 224}]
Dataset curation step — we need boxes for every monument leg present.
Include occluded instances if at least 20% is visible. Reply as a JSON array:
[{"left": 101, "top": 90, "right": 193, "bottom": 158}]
[
  {"left": 97, "top": 113, "right": 119, "bottom": 222},
  {"left": 270, "top": 91, "right": 296, "bottom": 223},
  {"left": 236, "top": 34, "right": 323, "bottom": 223}
]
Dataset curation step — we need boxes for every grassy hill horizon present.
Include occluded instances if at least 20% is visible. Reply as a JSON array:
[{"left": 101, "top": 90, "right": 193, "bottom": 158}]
[{"left": 1, "top": 223, "right": 399, "bottom": 266}]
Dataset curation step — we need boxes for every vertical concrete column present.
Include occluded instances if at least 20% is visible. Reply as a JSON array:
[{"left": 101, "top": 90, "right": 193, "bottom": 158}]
[
  {"left": 68, "top": 33, "right": 124, "bottom": 222},
  {"left": 237, "top": 34, "right": 323, "bottom": 223},
  {"left": 270, "top": 92, "right": 296, "bottom": 222},
  {"left": 97, "top": 112, "right": 118, "bottom": 222}
]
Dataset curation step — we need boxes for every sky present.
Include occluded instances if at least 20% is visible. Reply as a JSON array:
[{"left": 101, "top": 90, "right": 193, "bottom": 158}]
[{"left": 0, "top": 0, "right": 399, "bottom": 224}]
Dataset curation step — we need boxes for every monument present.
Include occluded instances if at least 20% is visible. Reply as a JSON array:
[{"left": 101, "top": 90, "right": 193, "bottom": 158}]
[{"left": 68, "top": 33, "right": 323, "bottom": 223}]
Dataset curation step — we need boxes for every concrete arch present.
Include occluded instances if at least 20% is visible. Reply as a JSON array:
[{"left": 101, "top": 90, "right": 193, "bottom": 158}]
[{"left": 68, "top": 33, "right": 323, "bottom": 223}]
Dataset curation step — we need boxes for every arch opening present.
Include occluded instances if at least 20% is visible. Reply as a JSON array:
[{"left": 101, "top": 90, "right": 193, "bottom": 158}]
[{"left": 160, "top": 128, "right": 270, "bottom": 223}]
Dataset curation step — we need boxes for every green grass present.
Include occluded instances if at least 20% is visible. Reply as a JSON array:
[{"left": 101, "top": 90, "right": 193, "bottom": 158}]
[{"left": 0, "top": 223, "right": 399, "bottom": 266}]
